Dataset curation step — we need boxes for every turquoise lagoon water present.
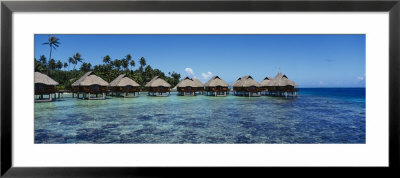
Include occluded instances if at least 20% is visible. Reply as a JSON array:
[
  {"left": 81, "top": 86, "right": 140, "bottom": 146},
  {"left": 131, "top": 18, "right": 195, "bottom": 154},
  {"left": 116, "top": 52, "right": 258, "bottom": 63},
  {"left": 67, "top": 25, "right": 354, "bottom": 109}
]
[{"left": 34, "top": 88, "right": 365, "bottom": 144}]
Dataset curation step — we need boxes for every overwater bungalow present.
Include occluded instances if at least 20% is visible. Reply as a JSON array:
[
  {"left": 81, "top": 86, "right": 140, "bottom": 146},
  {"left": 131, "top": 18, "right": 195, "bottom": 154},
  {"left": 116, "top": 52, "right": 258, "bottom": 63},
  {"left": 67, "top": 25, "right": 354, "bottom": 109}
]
[
  {"left": 232, "top": 75, "right": 261, "bottom": 96},
  {"left": 260, "top": 77, "right": 272, "bottom": 96},
  {"left": 193, "top": 78, "right": 205, "bottom": 94},
  {"left": 71, "top": 71, "right": 109, "bottom": 100},
  {"left": 34, "top": 72, "right": 59, "bottom": 102},
  {"left": 176, "top": 77, "right": 203, "bottom": 96},
  {"left": 262, "top": 72, "right": 298, "bottom": 97},
  {"left": 204, "top": 76, "right": 229, "bottom": 96},
  {"left": 109, "top": 74, "right": 140, "bottom": 97},
  {"left": 145, "top": 76, "right": 171, "bottom": 96}
]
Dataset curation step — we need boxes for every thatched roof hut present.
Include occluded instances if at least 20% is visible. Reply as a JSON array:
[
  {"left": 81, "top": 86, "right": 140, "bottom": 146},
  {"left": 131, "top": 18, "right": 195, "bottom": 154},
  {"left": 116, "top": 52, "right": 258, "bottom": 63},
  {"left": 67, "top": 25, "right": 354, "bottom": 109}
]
[
  {"left": 145, "top": 76, "right": 171, "bottom": 88},
  {"left": 109, "top": 74, "right": 140, "bottom": 97},
  {"left": 176, "top": 77, "right": 204, "bottom": 88},
  {"left": 145, "top": 76, "right": 171, "bottom": 96},
  {"left": 176, "top": 77, "right": 197, "bottom": 88},
  {"left": 232, "top": 75, "right": 260, "bottom": 88},
  {"left": 34, "top": 72, "right": 59, "bottom": 86},
  {"left": 34, "top": 72, "right": 59, "bottom": 101},
  {"left": 72, "top": 71, "right": 108, "bottom": 87},
  {"left": 204, "top": 76, "right": 229, "bottom": 87},
  {"left": 232, "top": 75, "right": 261, "bottom": 96},
  {"left": 176, "top": 77, "right": 204, "bottom": 96},
  {"left": 260, "top": 77, "right": 272, "bottom": 87},
  {"left": 270, "top": 72, "right": 296, "bottom": 87},
  {"left": 110, "top": 74, "right": 140, "bottom": 87},
  {"left": 204, "top": 76, "right": 229, "bottom": 96},
  {"left": 260, "top": 72, "right": 298, "bottom": 97},
  {"left": 71, "top": 71, "right": 109, "bottom": 99}
]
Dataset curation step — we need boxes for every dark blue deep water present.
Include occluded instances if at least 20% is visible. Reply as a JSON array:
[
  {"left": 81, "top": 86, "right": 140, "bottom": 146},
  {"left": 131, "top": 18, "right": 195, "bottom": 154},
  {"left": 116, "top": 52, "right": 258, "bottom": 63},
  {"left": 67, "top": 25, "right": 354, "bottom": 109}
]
[{"left": 34, "top": 88, "right": 365, "bottom": 144}]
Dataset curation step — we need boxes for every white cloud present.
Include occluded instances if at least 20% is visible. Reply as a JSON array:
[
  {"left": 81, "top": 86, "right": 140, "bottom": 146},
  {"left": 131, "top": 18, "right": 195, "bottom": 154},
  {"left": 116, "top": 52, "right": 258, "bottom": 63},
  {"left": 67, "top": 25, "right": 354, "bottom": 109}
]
[
  {"left": 184, "top": 68, "right": 195, "bottom": 77},
  {"left": 357, "top": 76, "right": 364, "bottom": 81},
  {"left": 201, "top": 72, "right": 212, "bottom": 81}
]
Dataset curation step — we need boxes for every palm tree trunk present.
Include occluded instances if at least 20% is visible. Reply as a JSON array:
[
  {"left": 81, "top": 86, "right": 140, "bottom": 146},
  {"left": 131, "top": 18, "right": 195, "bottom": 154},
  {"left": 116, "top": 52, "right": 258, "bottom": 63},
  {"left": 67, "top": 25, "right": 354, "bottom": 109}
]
[
  {"left": 48, "top": 46, "right": 53, "bottom": 75},
  {"left": 49, "top": 46, "right": 52, "bottom": 61}
]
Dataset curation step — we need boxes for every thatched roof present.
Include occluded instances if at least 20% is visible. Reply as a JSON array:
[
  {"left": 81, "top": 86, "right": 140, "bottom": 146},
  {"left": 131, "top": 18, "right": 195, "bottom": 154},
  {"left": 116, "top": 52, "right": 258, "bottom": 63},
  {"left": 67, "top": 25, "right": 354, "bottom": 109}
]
[
  {"left": 71, "top": 71, "right": 109, "bottom": 87},
  {"left": 232, "top": 75, "right": 260, "bottom": 87},
  {"left": 71, "top": 71, "right": 92, "bottom": 86},
  {"left": 204, "top": 76, "right": 229, "bottom": 87},
  {"left": 269, "top": 72, "right": 296, "bottom": 86},
  {"left": 231, "top": 77, "right": 241, "bottom": 87},
  {"left": 145, "top": 76, "right": 171, "bottom": 88},
  {"left": 193, "top": 78, "right": 204, "bottom": 87},
  {"left": 260, "top": 77, "right": 272, "bottom": 87},
  {"left": 109, "top": 74, "right": 140, "bottom": 87},
  {"left": 176, "top": 77, "right": 203, "bottom": 88},
  {"left": 34, "top": 72, "right": 59, "bottom": 86}
]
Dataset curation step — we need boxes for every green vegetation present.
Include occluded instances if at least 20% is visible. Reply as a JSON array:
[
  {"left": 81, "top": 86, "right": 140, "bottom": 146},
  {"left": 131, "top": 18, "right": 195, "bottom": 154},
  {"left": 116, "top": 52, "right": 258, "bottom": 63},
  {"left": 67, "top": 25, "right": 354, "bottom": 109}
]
[
  {"left": 42, "top": 35, "right": 60, "bottom": 75},
  {"left": 35, "top": 36, "right": 181, "bottom": 90}
]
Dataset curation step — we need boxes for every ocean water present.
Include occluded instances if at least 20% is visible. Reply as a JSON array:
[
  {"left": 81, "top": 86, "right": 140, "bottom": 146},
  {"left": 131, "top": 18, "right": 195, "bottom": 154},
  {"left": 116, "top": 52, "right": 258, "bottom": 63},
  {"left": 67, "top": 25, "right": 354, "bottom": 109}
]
[{"left": 34, "top": 88, "right": 365, "bottom": 144}]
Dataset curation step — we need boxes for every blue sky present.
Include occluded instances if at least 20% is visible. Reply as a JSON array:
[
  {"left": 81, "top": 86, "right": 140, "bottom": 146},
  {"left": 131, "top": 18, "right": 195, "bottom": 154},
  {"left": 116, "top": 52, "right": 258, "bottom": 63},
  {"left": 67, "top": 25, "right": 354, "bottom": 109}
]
[{"left": 34, "top": 34, "right": 365, "bottom": 87}]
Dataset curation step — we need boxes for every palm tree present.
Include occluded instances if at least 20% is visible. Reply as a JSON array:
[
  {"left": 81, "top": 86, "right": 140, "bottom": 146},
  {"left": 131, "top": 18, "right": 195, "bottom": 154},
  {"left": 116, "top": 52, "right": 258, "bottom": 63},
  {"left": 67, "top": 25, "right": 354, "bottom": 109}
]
[
  {"left": 126, "top": 54, "right": 132, "bottom": 61},
  {"left": 171, "top": 72, "right": 180, "bottom": 80},
  {"left": 34, "top": 57, "right": 47, "bottom": 73},
  {"left": 56, "top": 60, "right": 63, "bottom": 70},
  {"left": 113, "top": 59, "right": 121, "bottom": 70},
  {"left": 80, "top": 62, "right": 92, "bottom": 72},
  {"left": 129, "top": 60, "right": 135, "bottom": 71},
  {"left": 73, "top": 53, "right": 83, "bottom": 63},
  {"left": 69, "top": 52, "right": 83, "bottom": 70},
  {"left": 103, "top": 55, "right": 111, "bottom": 64},
  {"left": 139, "top": 57, "right": 146, "bottom": 73},
  {"left": 145, "top": 65, "right": 152, "bottom": 72},
  {"left": 63, "top": 62, "right": 68, "bottom": 70},
  {"left": 121, "top": 58, "right": 129, "bottom": 70},
  {"left": 68, "top": 57, "right": 77, "bottom": 70},
  {"left": 48, "top": 59, "right": 56, "bottom": 71},
  {"left": 42, "top": 35, "right": 61, "bottom": 66},
  {"left": 38, "top": 55, "right": 48, "bottom": 73},
  {"left": 39, "top": 55, "right": 47, "bottom": 65},
  {"left": 140, "top": 57, "right": 146, "bottom": 67}
]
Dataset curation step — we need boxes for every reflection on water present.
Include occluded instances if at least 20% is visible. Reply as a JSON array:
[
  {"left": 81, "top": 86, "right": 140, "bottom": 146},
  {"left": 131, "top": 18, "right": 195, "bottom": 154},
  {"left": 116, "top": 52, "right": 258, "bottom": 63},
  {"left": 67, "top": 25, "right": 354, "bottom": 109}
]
[{"left": 35, "top": 88, "right": 365, "bottom": 144}]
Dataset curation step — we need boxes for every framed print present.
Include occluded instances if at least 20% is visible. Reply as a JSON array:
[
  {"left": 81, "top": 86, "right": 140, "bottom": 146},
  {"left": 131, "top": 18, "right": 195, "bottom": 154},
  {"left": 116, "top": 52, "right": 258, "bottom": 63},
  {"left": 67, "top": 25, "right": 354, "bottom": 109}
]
[{"left": 1, "top": 0, "right": 399, "bottom": 177}]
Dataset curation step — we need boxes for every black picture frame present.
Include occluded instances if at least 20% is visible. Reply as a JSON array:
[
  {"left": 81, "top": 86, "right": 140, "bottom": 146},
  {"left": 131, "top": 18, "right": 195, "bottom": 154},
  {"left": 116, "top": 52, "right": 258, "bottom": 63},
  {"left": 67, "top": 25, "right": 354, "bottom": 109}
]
[{"left": 1, "top": 0, "right": 399, "bottom": 177}]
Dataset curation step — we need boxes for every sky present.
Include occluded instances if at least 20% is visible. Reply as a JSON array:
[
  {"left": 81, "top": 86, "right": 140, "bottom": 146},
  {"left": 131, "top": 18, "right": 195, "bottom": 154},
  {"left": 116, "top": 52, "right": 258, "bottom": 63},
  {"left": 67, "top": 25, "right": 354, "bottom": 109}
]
[{"left": 34, "top": 34, "right": 365, "bottom": 88}]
